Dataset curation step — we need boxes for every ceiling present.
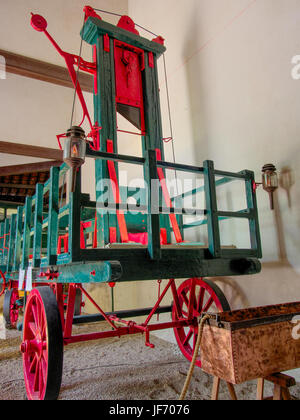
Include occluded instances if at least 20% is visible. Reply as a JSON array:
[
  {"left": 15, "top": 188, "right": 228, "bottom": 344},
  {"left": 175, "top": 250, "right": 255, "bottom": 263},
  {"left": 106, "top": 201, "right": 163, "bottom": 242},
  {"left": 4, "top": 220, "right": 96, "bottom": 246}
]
[{"left": 0, "top": 171, "right": 50, "bottom": 204}]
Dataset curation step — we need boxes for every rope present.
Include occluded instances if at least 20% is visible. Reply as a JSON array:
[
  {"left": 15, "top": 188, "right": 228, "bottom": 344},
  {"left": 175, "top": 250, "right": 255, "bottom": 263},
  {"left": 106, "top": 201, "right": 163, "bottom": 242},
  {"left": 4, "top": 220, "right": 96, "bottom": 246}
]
[
  {"left": 70, "top": 12, "right": 86, "bottom": 128},
  {"left": 93, "top": 8, "right": 160, "bottom": 37},
  {"left": 179, "top": 314, "right": 212, "bottom": 400}
]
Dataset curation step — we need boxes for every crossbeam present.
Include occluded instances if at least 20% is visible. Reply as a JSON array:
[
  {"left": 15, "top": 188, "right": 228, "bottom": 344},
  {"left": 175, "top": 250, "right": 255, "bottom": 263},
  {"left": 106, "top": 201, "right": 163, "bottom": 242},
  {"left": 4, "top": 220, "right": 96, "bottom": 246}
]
[
  {"left": 0, "top": 49, "right": 93, "bottom": 93},
  {"left": 0, "top": 141, "right": 63, "bottom": 160},
  {"left": 0, "top": 160, "right": 62, "bottom": 176}
]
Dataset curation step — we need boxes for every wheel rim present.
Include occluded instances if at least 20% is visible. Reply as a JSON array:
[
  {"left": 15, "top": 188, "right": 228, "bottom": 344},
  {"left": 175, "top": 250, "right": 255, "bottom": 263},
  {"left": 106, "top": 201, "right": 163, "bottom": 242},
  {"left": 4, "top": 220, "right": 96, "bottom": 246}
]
[
  {"left": 172, "top": 278, "right": 230, "bottom": 367},
  {"left": 4, "top": 289, "right": 19, "bottom": 328},
  {"left": 21, "top": 287, "right": 63, "bottom": 401}
]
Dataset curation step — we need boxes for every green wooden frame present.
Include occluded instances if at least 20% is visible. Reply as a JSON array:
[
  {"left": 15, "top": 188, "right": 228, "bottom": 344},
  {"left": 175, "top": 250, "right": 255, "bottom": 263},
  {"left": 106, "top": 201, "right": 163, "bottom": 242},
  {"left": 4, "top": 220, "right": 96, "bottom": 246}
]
[{"left": 0, "top": 15, "right": 262, "bottom": 287}]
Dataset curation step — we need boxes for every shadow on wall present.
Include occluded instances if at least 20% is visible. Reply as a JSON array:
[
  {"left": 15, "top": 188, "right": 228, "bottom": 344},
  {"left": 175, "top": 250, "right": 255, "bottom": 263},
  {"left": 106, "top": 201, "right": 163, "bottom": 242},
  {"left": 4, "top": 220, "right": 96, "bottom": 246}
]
[
  {"left": 213, "top": 171, "right": 300, "bottom": 310},
  {"left": 182, "top": 8, "right": 210, "bottom": 164}
]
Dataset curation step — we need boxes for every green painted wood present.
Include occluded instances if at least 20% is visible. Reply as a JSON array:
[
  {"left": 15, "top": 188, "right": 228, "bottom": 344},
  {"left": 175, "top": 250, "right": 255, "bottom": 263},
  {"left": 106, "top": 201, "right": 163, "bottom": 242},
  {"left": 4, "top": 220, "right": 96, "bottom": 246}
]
[
  {"left": 204, "top": 160, "right": 221, "bottom": 258},
  {"left": 43, "top": 254, "right": 260, "bottom": 283},
  {"left": 94, "top": 35, "right": 118, "bottom": 246},
  {"left": 3, "top": 218, "right": 10, "bottom": 266},
  {"left": 37, "top": 260, "right": 122, "bottom": 284},
  {"left": 6, "top": 213, "right": 16, "bottom": 272},
  {"left": 21, "top": 196, "right": 32, "bottom": 270},
  {"left": 143, "top": 53, "right": 164, "bottom": 151},
  {"left": 32, "top": 183, "right": 44, "bottom": 268},
  {"left": 82, "top": 17, "right": 166, "bottom": 57},
  {"left": 46, "top": 167, "right": 59, "bottom": 265},
  {"left": 13, "top": 206, "right": 24, "bottom": 272},
  {"left": 244, "top": 171, "right": 262, "bottom": 258},
  {"left": 68, "top": 169, "right": 82, "bottom": 262},
  {"left": 0, "top": 222, "right": 4, "bottom": 264},
  {"left": 145, "top": 150, "right": 161, "bottom": 260}
]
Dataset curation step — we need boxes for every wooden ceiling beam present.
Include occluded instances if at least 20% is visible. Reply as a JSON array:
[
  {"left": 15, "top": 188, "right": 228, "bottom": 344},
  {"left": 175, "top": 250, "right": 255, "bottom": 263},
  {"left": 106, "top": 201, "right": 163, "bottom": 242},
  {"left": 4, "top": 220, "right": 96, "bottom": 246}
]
[
  {"left": 0, "top": 160, "right": 62, "bottom": 176},
  {"left": 0, "top": 49, "right": 93, "bottom": 93},
  {"left": 0, "top": 141, "right": 63, "bottom": 160},
  {"left": 0, "top": 183, "right": 36, "bottom": 189}
]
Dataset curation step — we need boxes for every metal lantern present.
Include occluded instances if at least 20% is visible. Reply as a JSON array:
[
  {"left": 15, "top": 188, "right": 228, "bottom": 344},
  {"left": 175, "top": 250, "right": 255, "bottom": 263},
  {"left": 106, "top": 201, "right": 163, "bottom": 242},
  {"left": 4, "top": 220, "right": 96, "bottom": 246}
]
[
  {"left": 262, "top": 164, "right": 278, "bottom": 210},
  {"left": 63, "top": 126, "right": 86, "bottom": 192}
]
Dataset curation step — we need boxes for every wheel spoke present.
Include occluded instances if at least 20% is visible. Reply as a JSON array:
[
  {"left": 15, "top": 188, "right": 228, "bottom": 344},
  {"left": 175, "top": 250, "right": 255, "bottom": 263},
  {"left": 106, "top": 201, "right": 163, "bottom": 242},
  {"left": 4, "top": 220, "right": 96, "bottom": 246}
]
[
  {"left": 197, "top": 287, "right": 205, "bottom": 314},
  {"left": 31, "top": 302, "right": 39, "bottom": 328},
  {"left": 172, "top": 278, "right": 230, "bottom": 369},
  {"left": 28, "top": 322, "right": 38, "bottom": 338},
  {"left": 183, "top": 328, "right": 193, "bottom": 346},
  {"left": 33, "top": 361, "right": 40, "bottom": 393},
  {"left": 202, "top": 296, "right": 214, "bottom": 313},
  {"left": 39, "top": 362, "right": 45, "bottom": 399},
  {"left": 181, "top": 290, "right": 189, "bottom": 310},
  {"left": 38, "top": 303, "right": 44, "bottom": 331},
  {"left": 29, "top": 354, "right": 38, "bottom": 374}
]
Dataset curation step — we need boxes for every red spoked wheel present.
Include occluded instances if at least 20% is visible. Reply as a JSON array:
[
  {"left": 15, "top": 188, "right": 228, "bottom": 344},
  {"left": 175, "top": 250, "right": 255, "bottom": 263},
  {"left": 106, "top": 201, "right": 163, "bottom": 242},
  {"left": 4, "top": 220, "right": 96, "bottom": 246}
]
[
  {"left": 3, "top": 288, "right": 20, "bottom": 329},
  {"left": 21, "top": 287, "right": 63, "bottom": 400},
  {"left": 172, "top": 278, "right": 230, "bottom": 367}
]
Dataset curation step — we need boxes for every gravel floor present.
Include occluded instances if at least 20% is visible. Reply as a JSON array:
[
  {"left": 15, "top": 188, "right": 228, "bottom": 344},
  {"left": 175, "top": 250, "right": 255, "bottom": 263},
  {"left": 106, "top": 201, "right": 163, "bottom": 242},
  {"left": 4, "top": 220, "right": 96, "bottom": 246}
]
[{"left": 1, "top": 321, "right": 300, "bottom": 400}]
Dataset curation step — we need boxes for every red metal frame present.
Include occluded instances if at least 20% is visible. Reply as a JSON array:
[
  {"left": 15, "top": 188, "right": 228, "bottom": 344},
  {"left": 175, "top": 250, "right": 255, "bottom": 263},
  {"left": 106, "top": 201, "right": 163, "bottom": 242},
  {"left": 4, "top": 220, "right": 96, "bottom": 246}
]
[
  {"left": 155, "top": 149, "right": 183, "bottom": 244},
  {"left": 114, "top": 39, "right": 146, "bottom": 135},
  {"left": 56, "top": 279, "right": 191, "bottom": 349},
  {"left": 30, "top": 13, "right": 101, "bottom": 151},
  {"left": 106, "top": 139, "right": 129, "bottom": 243}
]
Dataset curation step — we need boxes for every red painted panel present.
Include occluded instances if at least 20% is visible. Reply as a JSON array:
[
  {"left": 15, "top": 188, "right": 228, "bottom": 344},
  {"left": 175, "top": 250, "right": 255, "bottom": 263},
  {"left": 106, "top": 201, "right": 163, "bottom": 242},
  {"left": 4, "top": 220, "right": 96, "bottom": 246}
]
[{"left": 114, "top": 41, "right": 144, "bottom": 108}]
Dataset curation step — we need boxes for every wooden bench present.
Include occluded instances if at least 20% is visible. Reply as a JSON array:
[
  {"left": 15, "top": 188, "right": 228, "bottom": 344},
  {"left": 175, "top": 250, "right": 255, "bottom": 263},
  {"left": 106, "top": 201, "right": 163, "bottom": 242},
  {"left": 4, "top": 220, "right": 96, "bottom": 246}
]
[{"left": 211, "top": 373, "right": 297, "bottom": 401}]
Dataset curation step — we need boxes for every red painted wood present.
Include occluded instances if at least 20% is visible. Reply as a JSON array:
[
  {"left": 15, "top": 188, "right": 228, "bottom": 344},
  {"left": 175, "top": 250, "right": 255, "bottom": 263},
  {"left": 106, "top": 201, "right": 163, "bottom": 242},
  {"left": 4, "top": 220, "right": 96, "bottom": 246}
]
[
  {"left": 106, "top": 140, "right": 129, "bottom": 243},
  {"left": 155, "top": 149, "right": 183, "bottom": 243}
]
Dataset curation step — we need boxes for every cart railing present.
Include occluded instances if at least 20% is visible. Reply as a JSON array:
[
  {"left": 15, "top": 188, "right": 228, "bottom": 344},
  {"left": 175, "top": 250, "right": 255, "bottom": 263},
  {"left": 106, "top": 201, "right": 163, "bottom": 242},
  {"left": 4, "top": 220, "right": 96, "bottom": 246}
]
[{"left": 0, "top": 147, "right": 262, "bottom": 279}]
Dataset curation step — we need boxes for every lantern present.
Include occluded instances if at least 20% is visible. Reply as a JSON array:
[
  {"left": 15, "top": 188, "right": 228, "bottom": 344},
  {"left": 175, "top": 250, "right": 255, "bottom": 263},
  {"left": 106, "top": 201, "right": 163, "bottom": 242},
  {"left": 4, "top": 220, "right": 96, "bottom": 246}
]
[
  {"left": 63, "top": 126, "right": 86, "bottom": 192},
  {"left": 262, "top": 164, "right": 278, "bottom": 210}
]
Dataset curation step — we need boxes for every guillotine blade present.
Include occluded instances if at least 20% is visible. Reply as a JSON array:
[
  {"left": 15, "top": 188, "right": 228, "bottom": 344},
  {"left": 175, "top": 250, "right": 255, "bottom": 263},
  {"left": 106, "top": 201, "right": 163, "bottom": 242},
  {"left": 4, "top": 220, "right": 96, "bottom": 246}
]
[{"left": 117, "top": 103, "right": 142, "bottom": 131}]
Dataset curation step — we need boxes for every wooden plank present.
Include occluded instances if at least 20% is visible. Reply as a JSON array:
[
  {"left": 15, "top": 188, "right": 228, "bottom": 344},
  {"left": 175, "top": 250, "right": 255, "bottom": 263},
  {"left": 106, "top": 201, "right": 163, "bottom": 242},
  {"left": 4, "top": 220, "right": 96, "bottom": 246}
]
[
  {"left": 204, "top": 160, "right": 221, "bottom": 258},
  {"left": 46, "top": 167, "right": 59, "bottom": 266},
  {"left": 69, "top": 169, "right": 82, "bottom": 263},
  {"left": 32, "top": 184, "right": 44, "bottom": 268},
  {"left": 0, "top": 183, "right": 36, "bottom": 190},
  {"left": 257, "top": 378, "right": 264, "bottom": 400},
  {"left": 21, "top": 196, "right": 32, "bottom": 270},
  {"left": 0, "top": 49, "right": 93, "bottom": 93},
  {"left": 226, "top": 383, "right": 238, "bottom": 400},
  {"left": 0, "top": 161, "right": 62, "bottom": 176},
  {"left": 82, "top": 17, "right": 166, "bottom": 57},
  {"left": 6, "top": 213, "right": 17, "bottom": 272},
  {"left": 273, "top": 384, "right": 282, "bottom": 401},
  {"left": 211, "top": 377, "right": 221, "bottom": 400},
  {"left": 3, "top": 218, "right": 10, "bottom": 264},
  {"left": 0, "top": 223, "right": 4, "bottom": 262},
  {"left": 265, "top": 373, "right": 296, "bottom": 388},
  {"left": 145, "top": 150, "right": 161, "bottom": 260},
  {"left": 0, "top": 141, "right": 63, "bottom": 161},
  {"left": 244, "top": 172, "right": 263, "bottom": 258},
  {"left": 13, "top": 206, "right": 23, "bottom": 272}
]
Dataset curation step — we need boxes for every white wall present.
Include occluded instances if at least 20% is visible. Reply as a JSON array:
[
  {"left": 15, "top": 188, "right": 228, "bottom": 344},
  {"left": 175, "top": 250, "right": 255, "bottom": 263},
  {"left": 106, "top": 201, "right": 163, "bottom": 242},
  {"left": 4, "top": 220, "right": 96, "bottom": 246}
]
[
  {"left": 2, "top": 1, "right": 300, "bottom": 341},
  {"left": 0, "top": 0, "right": 128, "bottom": 168},
  {"left": 127, "top": 0, "right": 300, "bottom": 315}
]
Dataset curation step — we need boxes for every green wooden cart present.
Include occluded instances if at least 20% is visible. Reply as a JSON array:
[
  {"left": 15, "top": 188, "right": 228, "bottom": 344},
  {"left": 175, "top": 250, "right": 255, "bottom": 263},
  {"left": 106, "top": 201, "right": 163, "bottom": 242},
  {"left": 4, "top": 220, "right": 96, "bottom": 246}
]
[{"left": 0, "top": 7, "right": 262, "bottom": 400}]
